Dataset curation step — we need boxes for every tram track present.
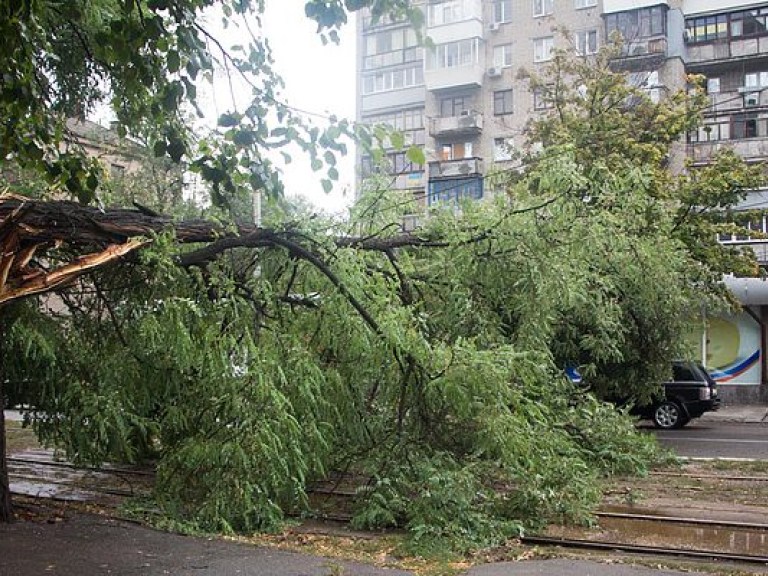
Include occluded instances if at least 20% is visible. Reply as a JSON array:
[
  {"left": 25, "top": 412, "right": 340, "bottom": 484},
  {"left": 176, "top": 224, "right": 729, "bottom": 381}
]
[
  {"left": 8, "top": 456, "right": 768, "bottom": 566},
  {"left": 521, "top": 535, "right": 768, "bottom": 565}
]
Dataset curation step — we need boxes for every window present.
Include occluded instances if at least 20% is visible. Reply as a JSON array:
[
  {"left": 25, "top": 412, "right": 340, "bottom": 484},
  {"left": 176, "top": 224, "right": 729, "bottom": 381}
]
[
  {"left": 439, "top": 141, "right": 474, "bottom": 161},
  {"left": 493, "top": 44, "right": 513, "bottom": 68},
  {"left": 605, "top": 6, "right": 666, "bottom": 41},
  {"left": 493, "top": 137, "right": 515, "bottom": 161},
  {"left": 745, "top": 71, "right": 768, "bottom": 88},
  {"left": 534, "top": 87, "right": 553, "bottom": 110},
  {"left": 363, "top": 28, "right": 420, "bottom": 69},
  {"left": 361, "top": 150, "right": 424, "bottom": 177},
  {"left": 428, "top": 39, "right": 480, "bottom": 69},
  {"left": 428, "top": 0, "right": 468, "bottom": 27},
  {"left": 428, "top": 177, "right": 483, "bottom": 206},
  {"left": 440, "top": 96, "right": 469, "bottom": 117},
  {"left": 575, "top": 29, "right": 598, "bottom": 55},
  {"left": 574, "top": 0, "right": 596, "bottom": 9},
  {"left": 362, "top": 108, "right": 426, "bottom": 150},
  {"left": 493, "top": 0, "right": 513, "bottom": 24},
  {"left": 493, "top": 89, "right": 514, "bottom": 115},
  {"left": 533, "top": 36, "right": 554, "bottom": 62},
  {"left": 362, "top": 65, "right": 423, "bottom": 94},
  {"left": 732, "top": 8, "right": 768, "bottom": 38},
  {"left": 732, "top": 112, "right": 766, "bottom": 139},
  {"left": 684, "top": 14, "right": 727, "bottom": 43},
  {"left": 707, "top": 77, "right": 720, "bottom": 93},
  {"left": 533, "top": 0, "right": 553, "bottom": 17}
]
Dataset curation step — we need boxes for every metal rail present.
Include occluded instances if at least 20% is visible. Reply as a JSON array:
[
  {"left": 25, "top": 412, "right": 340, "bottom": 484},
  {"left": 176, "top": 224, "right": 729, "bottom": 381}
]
[
  {"left": 595, "top": 511, "right": 768, "bottom": 531},
  {"left": 649, "top": 471, "right": 768, "bottom": 482},
  {"left": 10, "top": 459, "right": 768, "bottom": 566},
  {"left": 7, "top": 456, "right": 155, "bottom": 477},
  {"left": 522, "top": 535, "right": 768, "bottom": 565}
]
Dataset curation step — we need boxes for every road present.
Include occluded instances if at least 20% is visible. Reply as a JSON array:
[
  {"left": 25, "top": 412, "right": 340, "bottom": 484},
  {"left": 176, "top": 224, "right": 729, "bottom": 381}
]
[{"left": 649, "top": 421, "right": 768, "bottom": 459}]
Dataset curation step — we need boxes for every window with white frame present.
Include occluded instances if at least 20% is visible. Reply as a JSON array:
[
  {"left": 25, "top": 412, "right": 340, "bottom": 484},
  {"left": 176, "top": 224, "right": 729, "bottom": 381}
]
[
  {"left": 533, "top": 37, "right": 554, "bottom": 62},
  {"left": 493, "top": 0, "right": 513, "bottom": 23},
  {"left": 493, "top": 137, "right": 515, "bottom": 161},
  {"left": 574, "top": 0, "right": 597, "bottom": 9},
  {"left": 362, "top": 65, "right": 424, "bottom": 94},
  {"left": 493, "top": 44, "right": 514, "bottom": 68},
  {"left": 575, "top": 29, "right": 598, "bottom": 55},
  {"left": 533, "top": 0, "right": 553, "bottom": 17},
  {"left": 745, "top": 71, "right": 768, "bottom": 88},
  {"left": 707, "top": 77, "right": 720, "bottom": 93},
  {"left": 428, "top": 39, "right": 480, "bottom": 69},
  {"left": 363, "top": 28, "right": 420, "bottom": 70},
  {"left": 493, "top": 89, "right": 514, "bottom": 115},
  {"left": 428, "top": 0, "right": 468, "bottom": 27}
]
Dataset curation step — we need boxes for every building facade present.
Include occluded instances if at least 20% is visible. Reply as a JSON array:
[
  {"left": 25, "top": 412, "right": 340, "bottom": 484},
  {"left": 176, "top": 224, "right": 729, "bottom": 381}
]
[{"left": 356, "top": 0, "right": 768, "bottom": 403}]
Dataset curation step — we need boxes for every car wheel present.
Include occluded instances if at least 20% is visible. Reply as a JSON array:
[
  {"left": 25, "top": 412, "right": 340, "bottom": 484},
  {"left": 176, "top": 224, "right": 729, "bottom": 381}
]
[{"left": 653, "top": 401, "right": 684, "bottom": 429}]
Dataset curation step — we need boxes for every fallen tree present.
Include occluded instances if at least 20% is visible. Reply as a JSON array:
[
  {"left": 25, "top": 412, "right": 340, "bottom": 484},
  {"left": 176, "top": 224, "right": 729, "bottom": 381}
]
[{"left": 0, "top": 9, "right": 762, "bottom": 552}]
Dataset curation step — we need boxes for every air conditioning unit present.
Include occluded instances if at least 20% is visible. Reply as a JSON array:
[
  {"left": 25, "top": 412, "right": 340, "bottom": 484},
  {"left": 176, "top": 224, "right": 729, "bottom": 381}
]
[
  {"left": 745, "top": 92, "right": 760, "bottom": 107},
  {"left": 489, "top": 22, "right": 500, "bottom": 32},
  {"left": 487, "top": 67, "right": 502, "bottom": 78}
]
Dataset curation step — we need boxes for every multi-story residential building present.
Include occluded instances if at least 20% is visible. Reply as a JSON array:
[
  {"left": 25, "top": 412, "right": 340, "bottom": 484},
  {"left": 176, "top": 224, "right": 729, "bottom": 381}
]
[{"left": 356, "top": 0, "right": 768, "bottom": 402}]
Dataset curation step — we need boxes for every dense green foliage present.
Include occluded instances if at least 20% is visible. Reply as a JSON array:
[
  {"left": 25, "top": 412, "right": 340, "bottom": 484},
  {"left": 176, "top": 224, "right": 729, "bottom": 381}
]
[{"left": 1, "top": 4, "right": 761, "bottom": 555}]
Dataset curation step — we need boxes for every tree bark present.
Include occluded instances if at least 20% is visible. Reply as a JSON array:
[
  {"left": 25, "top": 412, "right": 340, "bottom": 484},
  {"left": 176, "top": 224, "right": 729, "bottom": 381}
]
[
  {"left": 0, "top": 196, "right": 444, "bottom": 308},
  {"left": 0, "top": 316, "right": 12, "bottom": 523}
]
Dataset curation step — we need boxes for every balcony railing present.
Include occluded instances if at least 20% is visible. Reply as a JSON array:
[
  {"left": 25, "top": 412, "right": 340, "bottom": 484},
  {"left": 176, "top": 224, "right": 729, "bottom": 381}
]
[
  {"left": 689, "top": 114, "right": 768, "bottom": 162},
  {"left": 686, "top": 36, "right": 768, "bottom": 64},
  {"left": 428, "top": 157, "right": 483, "bottom": 178},
  {"left": 720, "top": 239, "right": 768, "bottom": 265},
  {"left": 429, "top": 111, "right": 483, "bottom": 137}
]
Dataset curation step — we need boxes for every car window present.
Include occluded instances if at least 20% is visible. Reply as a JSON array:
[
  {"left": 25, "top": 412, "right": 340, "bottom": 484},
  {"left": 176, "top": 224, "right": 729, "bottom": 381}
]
[{"left": 672, "top": 363, "right": 697, "bottom": 381}]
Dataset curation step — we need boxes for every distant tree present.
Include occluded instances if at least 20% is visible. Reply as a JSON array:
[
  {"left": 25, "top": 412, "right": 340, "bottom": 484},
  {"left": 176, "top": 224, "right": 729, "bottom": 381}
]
[{"left": 514, "top": 41, "right": 764, "bottom": 402}]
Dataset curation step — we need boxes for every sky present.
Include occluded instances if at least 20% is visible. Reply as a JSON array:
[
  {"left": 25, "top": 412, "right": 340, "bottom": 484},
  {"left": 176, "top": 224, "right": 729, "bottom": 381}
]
[
  {"left": 94, "top": 3, "right": 359, "bottom": 216},
  {"left": 246, "top": 3, "right": 358, "bottom": 216}
]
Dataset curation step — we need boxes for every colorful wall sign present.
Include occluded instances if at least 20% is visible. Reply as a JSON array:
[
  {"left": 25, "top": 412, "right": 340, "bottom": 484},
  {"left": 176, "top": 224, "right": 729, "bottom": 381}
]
[{"left": 692, "top": 311, "right": 761, "bottom": 385}]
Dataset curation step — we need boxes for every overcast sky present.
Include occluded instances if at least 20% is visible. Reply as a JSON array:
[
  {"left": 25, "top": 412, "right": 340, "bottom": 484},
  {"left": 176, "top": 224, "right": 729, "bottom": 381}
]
[
  {"left": 260, "top": 3, "right": 357, "bottom": 215},
  {"left": 95, "top": 4, "right": 359, "bottom": 215}
]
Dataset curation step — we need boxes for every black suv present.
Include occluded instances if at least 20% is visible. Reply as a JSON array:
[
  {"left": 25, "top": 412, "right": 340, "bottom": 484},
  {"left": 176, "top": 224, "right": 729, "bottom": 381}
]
[{"left": 635, "top": 361, "right": 721, "bottom": 429}]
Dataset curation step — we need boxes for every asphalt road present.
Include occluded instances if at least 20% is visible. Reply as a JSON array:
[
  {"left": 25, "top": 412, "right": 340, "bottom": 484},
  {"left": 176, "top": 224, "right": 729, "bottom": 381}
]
[{"left": 650, "top": 421, "right": 768, "bottom": 459}]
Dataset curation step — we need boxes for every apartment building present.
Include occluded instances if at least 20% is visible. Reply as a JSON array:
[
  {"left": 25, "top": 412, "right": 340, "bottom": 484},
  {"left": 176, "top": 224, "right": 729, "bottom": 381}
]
[{"left": 356, "top": 0, "right": 768, "bottom": 402}]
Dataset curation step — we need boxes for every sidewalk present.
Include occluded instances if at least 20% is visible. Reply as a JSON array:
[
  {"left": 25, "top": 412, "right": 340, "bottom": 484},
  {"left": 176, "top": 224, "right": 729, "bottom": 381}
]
[
  {"left": 699, "top": 403, "right": 768, "bottom": 423},
  {"left": 0, "top": 511, "right": 733, "bottom": 576}
]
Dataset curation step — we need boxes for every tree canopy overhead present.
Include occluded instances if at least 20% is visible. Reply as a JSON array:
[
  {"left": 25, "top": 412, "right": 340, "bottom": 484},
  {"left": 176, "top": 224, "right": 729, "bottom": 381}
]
[
  {"left": 0, "top": 4, "right": 764, "bottom": 555},
  {"left": 0, "top": 0, "right": 420, "bottom": 207}
]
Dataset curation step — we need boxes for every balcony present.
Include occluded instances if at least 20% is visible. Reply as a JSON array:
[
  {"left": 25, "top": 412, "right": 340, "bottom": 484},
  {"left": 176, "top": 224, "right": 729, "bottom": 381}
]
[
  {"left": 687, "top": 36, "right": 768, "bottom": 65},
  {"left": 429, "top": 111, "right": 483, "bottom": 137},
  {"left": 425, "top": 63, "right": 485, "bottom": 91},
  {"left": 689, "top": 113, "right": 768, "bottom": 163},
  {"left": 723, "top": 241, "right": 768, "bottom": 265},
  {"left": 612, "top": 37, "right": 668, "bottom": 71},
  {"left": 689, "top": 137, "right": 768, "bottom": 163},
  {"left": 426, "top": 0, "right": 483, "bottom": 44},
  {"left": 428, "top": 157, "right": 483, "bottom": 179}
]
